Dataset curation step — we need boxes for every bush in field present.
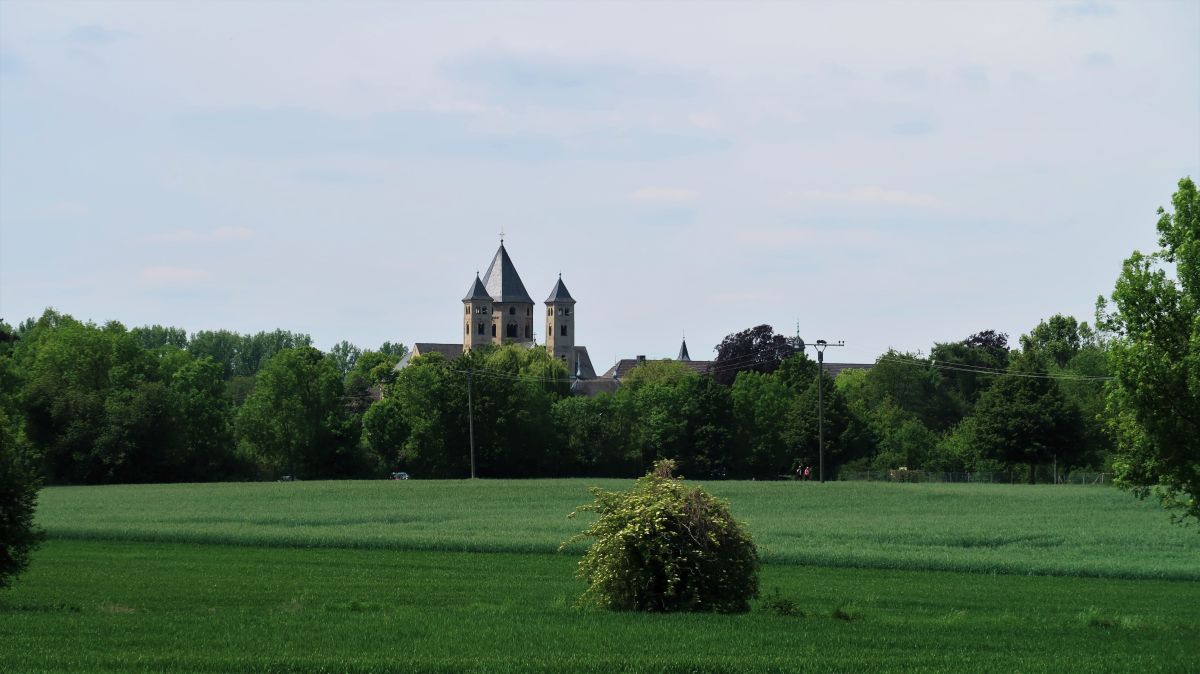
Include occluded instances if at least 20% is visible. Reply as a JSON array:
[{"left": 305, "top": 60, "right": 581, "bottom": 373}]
[{"left": 562, "top": 460, "right": 758, "bottom": 613}]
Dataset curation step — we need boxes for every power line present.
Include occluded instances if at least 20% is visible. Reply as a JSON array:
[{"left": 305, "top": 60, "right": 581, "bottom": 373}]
[{"left": 875, "top": 355, "right": 1113, "bottom": 382}]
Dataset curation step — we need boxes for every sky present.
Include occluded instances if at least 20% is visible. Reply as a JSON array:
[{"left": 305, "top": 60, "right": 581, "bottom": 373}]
[{"left": 1, "top": 0, "right": 1197, "bottom": 366}]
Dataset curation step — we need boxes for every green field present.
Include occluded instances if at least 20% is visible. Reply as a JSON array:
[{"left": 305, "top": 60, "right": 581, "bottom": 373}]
[{"left": 3, "top": 480, "right": 1199, "bottom": 672}]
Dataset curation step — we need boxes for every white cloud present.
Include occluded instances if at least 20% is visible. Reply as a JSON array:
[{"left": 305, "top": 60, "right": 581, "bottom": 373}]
[
  {"left": 797, "top": 187, "right": 943, "bottom": 208},
  {"left": 138, "top": 266, "right": 209, "bottom": 285},
  {"left": 629, "top": 187, "right": 699, "bottom": 203},
  {"left": 146, "top": 227, "right": 255, "bottom": 244}
]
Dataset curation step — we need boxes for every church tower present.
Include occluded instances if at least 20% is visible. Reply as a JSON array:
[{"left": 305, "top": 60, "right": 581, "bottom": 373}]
[
  {"left": 545, "top": 275, "right": 576, "bottom": 375},
  {"left": 462, "top": 274, "right": 491, "bottom": 351},
  {"left": 480, "top": 241, "right": 534, "bottom": 345}
]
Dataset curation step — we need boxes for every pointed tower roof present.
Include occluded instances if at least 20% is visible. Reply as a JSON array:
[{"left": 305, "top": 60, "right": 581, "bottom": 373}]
[
  {"left": 677, "top": 339, "right": 691, "bottom": 361},
  {"left": 462, "top": 274, "right": 491, "bottom": 302},
  {"left": 481, "top": 243, "right": 533, "bottom": 303},
  {"left": 545, "top": 275, "right": 575, "bottom": 303}
]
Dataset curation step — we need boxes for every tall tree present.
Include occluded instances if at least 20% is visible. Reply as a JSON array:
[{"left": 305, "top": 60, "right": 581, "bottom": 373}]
[
  {"left": 236, "top": 346, "right": 359, "bottom": 478},
  {"left": 328, "top": 340, "right": 361, "bottom": 378},
  {"left": 1020, "top": 315, "right": 1093, "bottom": 368},
  {"left": 0, "top": 322, "right": 44, "bottom": 589},
  {"left": 971, "top": 355, "right": 1084, "bottom": 483},
  {"left": 1098, "top": 176, "right": 1200, "bottom": 522}
]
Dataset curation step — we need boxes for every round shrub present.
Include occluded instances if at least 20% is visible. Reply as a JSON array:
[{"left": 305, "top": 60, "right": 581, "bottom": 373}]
[{"left": 562, "top": 460, "right": 758, "bottom": 613}]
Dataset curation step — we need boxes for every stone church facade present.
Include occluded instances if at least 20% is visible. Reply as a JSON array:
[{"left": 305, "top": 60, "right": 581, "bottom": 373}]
[{"left": 400, "top": 242, "right": 597, "bottom": 379}]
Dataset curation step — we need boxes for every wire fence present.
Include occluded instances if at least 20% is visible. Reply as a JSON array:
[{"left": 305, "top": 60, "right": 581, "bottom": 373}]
[{"left": 837, "top": 470, "right": 1113, "bottom": 485}]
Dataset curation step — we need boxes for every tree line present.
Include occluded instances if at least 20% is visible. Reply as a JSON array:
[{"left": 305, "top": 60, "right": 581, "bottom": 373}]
[{"left": 0, "top": 308, "right": 1112, "bottom": 485}]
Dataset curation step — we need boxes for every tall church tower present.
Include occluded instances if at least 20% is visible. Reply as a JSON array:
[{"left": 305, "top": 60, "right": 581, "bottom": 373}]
[
  {"left": 544, "top": 275, "right": 576, "bottom": 375},
  {"left": 462, "top": 274, "right": 492, "bottom": 351},
  {"left": 480, "top": 241, "right": 534, "bottom": 345}
]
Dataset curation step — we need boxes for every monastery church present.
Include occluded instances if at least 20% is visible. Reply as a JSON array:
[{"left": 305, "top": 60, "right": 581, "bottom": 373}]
[
  {"left": 400, "top": 241, "right": 598, "bottom": 379},
  {"left": 398, "top": 241, "right": 711, "bottom": 392}
]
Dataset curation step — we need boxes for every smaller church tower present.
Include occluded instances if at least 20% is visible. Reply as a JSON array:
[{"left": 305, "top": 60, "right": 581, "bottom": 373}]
[
  {"left": 462, "top": 274, "right": 492, "bottom": 351},
  {"left": 544, "top": 275, "right": 576, "bottom": 375}
]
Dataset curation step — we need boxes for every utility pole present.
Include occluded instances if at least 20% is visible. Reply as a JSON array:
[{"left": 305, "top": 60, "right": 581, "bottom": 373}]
[
  {"left": 808, "top": 339, "right": 844, "bottom": 483},
  {"left": 467, "top": 370, "right": 476, "bottom": 479}
]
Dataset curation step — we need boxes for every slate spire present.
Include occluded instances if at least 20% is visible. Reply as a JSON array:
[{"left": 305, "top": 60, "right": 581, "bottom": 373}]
[
  {"left": 678, "top": 338, "right": 691, "bottom": 361},
  {"left": 462, "top": 273, "right": 491, "bottom": 302},
  {"left": 545, "top": 274, "right": 575, "bottom": 303},
  {"left": 481, "top": 243, "right": 533, "bottom": 303}
]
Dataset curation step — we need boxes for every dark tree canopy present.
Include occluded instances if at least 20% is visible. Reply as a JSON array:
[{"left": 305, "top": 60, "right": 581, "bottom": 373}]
[
  {"left": 0, "top": 322, "right": 44, "bottom": 589},
  {"left": 712, "top": 325, "right": 804, "bottom": 386}
]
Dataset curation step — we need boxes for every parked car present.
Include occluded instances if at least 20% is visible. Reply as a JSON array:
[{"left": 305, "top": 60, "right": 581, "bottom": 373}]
[{"left": 390, "top": 472, "right": 410, "bottom": 480}]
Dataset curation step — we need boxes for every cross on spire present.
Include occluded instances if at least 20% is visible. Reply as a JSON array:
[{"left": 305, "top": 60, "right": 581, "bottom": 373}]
[{"left": 499, "top": 228, "right": 505, "bottom": 245}]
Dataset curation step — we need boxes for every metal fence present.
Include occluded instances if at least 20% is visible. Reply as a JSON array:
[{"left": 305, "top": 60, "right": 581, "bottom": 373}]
[{"left": 837, "top": 470, "right": 1112, "bottom": 485}]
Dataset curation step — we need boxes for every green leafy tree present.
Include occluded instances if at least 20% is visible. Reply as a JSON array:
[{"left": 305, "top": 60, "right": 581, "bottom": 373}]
[
  {"left": 328, "top": 340, "right": 361, "bottom": 378},
  {"left": 386, "top": 352, "right": 465, "bottom": 478},
  {"left": 130, "top": 324, "right": 188, "bottom": 350},
  {"left": 1020, "top": 315, "right": 1095, "bottom": 368},
  {"left": 618, "top": 362, "right": 732, "bottom": 478},
  {"left": 783, "top": 370, "right": 855, "bottom": 476},
  {"left": 860, "top": 350, "right": 963, "bottom": 432},
  {"left": 971, "top": 355, "right": 1084, "bottom": 483},
  {"left": 187, "top": 330, "right": 242, "bottom": 380},
  {"left": 562, "top": 460, "right": 758, "bottom": 613},
  {"left": 552, "top": 394, "right": 637, "bottom": 476},
  {"left": 378, "top": 341, "right": 408, "bottom": 359},
  {"left": 0, "top": 323, "right": 44, "bottom": 589},
  {"left": 930, "top": 330, "right": 1010, "bottom": 409},
  {"left": 362, "top": 396, "right": 410, "bottom": 471},
  {"left": 730, "top": 371, "right": 793, "bottom": 477},
  {"left": 236, "top": 346, "right": 359, "bottom": 478},
  {"left": 1098, "top": 176, "right": 1200, "bottom": 522}
]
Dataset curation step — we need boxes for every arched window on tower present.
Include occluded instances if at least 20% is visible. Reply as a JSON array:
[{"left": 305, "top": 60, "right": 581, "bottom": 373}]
[
  {"left": 561, "top": 325, "right": 568, "bottom": 337},
  {"left": 506, "top": 322, "right": 517, "bottom": 338},
  {"left": 478, "top": 322, "right": 485, "bottom": 335},
  {"left": 525, "top": 324, "right": 531, "bottom": 338},
  {"left": 509, "top": 306, "right": 516, "bottom": 315},
  {"left": 491, "top": 324, "right": 496, "bottom": 337}
]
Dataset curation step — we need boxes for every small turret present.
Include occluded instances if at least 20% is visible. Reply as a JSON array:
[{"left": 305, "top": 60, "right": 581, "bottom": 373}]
[
  {"left": 462, "top": 274, "right": 492, "bottom": 351},
  {"left": 678, "top": 338, "right": 691, "bottom": 362},
  {"left": 545, "top": 274, "right": 576, "bottom": 374}
]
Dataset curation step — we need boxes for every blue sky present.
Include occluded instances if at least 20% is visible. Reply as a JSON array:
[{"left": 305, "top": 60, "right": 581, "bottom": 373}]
[{"left": 1, "top": 1, "right": 1197, "bottom": 365}]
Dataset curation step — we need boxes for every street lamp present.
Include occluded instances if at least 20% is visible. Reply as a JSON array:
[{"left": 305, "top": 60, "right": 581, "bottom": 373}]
[{"left": 808, "top": 339, "right": 844, "bottom": 483}]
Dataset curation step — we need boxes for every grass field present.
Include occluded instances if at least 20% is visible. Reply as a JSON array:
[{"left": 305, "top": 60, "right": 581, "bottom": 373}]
[
  {"left": 33, "top": 479, "right": 1200, "bottom": 579},
  {"left": 3, "top": 480, "right": 1199, "bottom": 672}
]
